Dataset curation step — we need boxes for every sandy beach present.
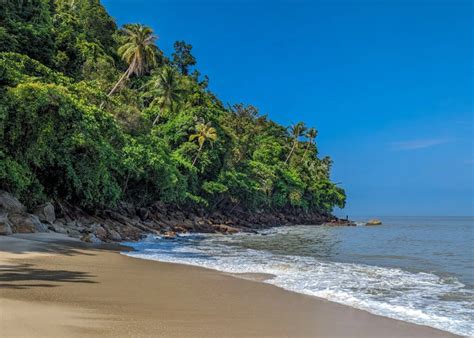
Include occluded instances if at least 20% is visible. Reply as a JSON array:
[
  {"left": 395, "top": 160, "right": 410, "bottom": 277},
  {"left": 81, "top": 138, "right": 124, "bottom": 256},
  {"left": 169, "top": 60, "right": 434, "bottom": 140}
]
[{"left": 0, "top": 233, "right": 457, "bottom": 337}]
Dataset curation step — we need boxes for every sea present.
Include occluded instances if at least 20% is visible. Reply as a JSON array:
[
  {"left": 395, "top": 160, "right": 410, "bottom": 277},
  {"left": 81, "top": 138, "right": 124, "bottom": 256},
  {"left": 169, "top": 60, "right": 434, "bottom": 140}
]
[{"left": 123, "top": 216, "right": 474, "bottom": 336}]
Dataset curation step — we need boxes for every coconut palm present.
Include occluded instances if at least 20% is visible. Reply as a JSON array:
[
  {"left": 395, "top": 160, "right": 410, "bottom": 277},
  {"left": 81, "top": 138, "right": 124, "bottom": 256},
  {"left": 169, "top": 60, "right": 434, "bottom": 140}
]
[
  {"left": 189, "top": 122, "right": 218, "bottom": 166},
  {"left": 148, "top": 66, "right": 186, "bottom": 125},
  {"left": 285, "top": 122, "right": 306, "bottom": 164},
  {"left": 302, "top": 127, "right": 318, "bottom": 161},
  {"left": 107, "top": 24, "right": 158, "bottom": 97}
]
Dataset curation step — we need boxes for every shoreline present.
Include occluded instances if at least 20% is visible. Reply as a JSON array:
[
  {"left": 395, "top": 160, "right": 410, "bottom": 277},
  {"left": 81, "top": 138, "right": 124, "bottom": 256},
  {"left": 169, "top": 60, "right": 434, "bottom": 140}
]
[{"left": 0, "top": 233, "right": 458, "bottom": 337}]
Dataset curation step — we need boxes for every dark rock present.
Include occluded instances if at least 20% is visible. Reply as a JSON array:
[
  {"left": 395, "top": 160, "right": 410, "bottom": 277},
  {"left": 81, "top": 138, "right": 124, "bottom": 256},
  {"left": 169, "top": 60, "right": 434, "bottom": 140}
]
[
  {"left": 0, "top": 212, "right": 12, "bottom": 235},
  {"left": 119, "top": 225, "right": 143, "bottom": 241},
  {"left": 32, "top": 215, "right": 48, "bottom": 232},
  {"left": 49, "top": 222, "right": 68, "bottom": 234},
  {"left": 108, "top": 229, "right": 122, "bottom": 242},
  {"left": 33, "top": 202, "right": 56, "bottom": 224},
  {"left": 118, "top": 202, "right": 136, "bottom": 216},
  {"left": 8, "top": 213, "right": 36, "bottom": 233},
  {"left": 90, "top": 223, "right": 107, "bottom": 241},
  {"left": 0, "top": 191, "right": 26, "bottom": 214},
  {"left": 9, "top": 213, "right": 43, "bottom": 233},
  {"left": 81, "top": 233, "right": 102, "bottom": 243},
  {"left": 138, "top": 207, "right": 150, "bottom": 221}
]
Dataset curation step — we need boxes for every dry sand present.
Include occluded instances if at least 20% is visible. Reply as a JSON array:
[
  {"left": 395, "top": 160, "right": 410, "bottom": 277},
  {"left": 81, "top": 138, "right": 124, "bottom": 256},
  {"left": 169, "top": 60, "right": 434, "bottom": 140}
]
[{"left": 0, "top": 233, "right": 458, "bottom": 337}]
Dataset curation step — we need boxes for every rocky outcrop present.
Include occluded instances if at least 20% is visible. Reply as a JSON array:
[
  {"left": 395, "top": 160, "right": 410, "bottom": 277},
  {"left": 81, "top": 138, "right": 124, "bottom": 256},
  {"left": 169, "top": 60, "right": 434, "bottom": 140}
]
[
  {"left": 0, "top": 191, "right": 49, "bottom": 234},
  {"left": 0, "top": 190, "right": 347, "bottom": 242}
]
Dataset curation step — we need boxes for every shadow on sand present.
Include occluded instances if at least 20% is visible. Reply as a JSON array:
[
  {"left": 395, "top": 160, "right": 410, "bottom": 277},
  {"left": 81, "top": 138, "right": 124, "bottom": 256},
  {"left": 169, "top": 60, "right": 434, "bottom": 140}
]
[{"left": 0, "top": 263, "right": 97, "bottom": 289}]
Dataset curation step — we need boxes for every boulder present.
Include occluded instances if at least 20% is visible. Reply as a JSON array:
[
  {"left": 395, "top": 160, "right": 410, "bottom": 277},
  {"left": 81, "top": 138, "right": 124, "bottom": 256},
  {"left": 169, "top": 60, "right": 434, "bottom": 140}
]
[
  {"left": 49, "top": 222, "right": 68, "bottom": 234},
  {"left": 33, "top": 202, "right": 56, "bottom": 224},
  {"left": 138, "top": 207, "right": 150, "bottom": 221},
  {"left": 9, "top": 213, "right": 48, "bottom": 233},
  {"left": 90, "top": 223, "right": 107, "bottom": 241},
  {"left": 366, "top": 219, "right": 382, "bottom": 226},
  {"left": 32, "top": 215, "right": 49, "bottom": 232},
  {"left": 162, "top": 231, "right": 176, "bottom": 239},
  {"left": 0, "top": 212, "right": 12, "bottom": 235},
  {"left": 108, "top": 229, "right": 122, "bottom": 242},
  {"left": 81, "top": 233, "right": 102, "bottom": 243},
  {"left": 0, "top": 191, "right": 26, "bottom": 214},
  {"left": 213, "top": 224, "right": 239, "bottom": 234}
]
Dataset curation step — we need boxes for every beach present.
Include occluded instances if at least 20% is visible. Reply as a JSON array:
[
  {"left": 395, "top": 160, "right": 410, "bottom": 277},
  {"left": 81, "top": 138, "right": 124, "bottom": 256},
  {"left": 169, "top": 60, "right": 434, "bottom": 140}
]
[{"left": 0, "top": 233, "right": 457, "bottom": 337}]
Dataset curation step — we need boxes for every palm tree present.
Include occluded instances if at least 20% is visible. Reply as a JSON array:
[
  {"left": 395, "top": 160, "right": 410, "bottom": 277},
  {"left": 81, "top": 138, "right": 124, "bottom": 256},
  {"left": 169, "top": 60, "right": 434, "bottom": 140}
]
[
  {"left": 189, "top": 122, "right": 218, "bottom": 166},
  {"left": 148, "top": 66, "right": 186, "bottom": 125},
  {"left": 302, "top": 127, "right": 318, "bottom": 161},
  {"left": 107, "top": 24, "right": 158, "bottom": 97},
  {"left": 285, "top": 122, "right": 306, "bottom": 164}
]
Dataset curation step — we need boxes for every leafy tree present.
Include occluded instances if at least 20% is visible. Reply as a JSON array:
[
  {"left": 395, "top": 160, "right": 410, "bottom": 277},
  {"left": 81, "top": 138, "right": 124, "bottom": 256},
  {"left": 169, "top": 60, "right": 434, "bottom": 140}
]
[
  {"left": 172, "top": 40, "right": 196, "bottom": 76},
  {"left": 302, "top": 127, "right": 318, "bottom": 161},
  {"left": 189, "top": 122, "right": 218, "bottom": 166},
  {"left": 146, "top": 65, "right": 186, "bottom": 125},
  {"left": 0, "top": 0, "right": 55, "bottom": 66},
  {"left": 285, "top": 122, "right": 307, "bottom": 164},
  {"left": 107, "top": 24, "right": 158, "bottom": 97}
]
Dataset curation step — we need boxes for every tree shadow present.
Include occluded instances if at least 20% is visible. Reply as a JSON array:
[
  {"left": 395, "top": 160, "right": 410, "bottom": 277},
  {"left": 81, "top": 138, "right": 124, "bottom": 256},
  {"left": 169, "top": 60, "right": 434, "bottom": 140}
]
[{"left": 0, "top": 263, "right": 97, "bottom": 289}]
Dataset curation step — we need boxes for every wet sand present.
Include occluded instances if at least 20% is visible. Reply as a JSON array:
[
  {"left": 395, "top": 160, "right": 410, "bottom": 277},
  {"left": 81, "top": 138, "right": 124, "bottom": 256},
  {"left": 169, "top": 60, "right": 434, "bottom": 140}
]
[{"left": 0, "top": 233, "right": 458, "bottom": 337}]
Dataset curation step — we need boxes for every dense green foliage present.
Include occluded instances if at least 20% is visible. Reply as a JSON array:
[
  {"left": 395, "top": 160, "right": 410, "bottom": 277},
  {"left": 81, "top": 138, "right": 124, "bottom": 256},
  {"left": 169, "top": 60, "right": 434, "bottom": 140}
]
[{"left": 0, "top": 0, "right": 345, "bottom": 213}]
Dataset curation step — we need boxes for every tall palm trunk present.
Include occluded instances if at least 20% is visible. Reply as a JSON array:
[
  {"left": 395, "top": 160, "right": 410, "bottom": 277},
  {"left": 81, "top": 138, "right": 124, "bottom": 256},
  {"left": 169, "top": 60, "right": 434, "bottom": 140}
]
[
  {"left": 285, "top": 139, "right": 298, "bottom": 164},
  {"left": 152, "top": 107, "right": 162, "bottom": 126},
  {"left": 107, "top": 57, "right": 137, "bottom": 97},
  {"left": 192, "top": 143, "right": 204, "bottom": 166},
  {"left": 302, "top": 138, "right": 313, "bottom": 162}
]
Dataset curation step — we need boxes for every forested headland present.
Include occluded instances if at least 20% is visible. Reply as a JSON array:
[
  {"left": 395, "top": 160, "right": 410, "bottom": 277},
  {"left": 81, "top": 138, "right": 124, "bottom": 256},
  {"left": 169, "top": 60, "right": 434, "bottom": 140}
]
[{"left": 0, "top": 0, "right": 346, "bottom": 238}]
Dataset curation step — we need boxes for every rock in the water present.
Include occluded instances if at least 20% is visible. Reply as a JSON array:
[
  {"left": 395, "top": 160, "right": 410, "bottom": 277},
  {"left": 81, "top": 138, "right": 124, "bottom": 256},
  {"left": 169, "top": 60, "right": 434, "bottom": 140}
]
[
  {"left": 33, "top": 202, "right": 56, "bottom": 224},
  {"left": 162, "top": 230, "right": 176, "bottom": 239},
  {"left": 366, "top": 219, "right": 382, "bottom": 226},
  {"left": 0, "top": 212, "right": 12, "bottom": 235},
  {"left": 0, "top": 191, "right": 26, "bottom": 214}
]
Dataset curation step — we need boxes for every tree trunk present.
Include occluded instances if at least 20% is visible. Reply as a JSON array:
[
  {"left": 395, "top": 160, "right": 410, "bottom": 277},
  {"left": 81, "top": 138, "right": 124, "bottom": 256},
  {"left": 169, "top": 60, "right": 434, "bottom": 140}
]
[
  {"left": 107, "top": 66, "right": 131, "bottom": 97},
  {"left": 301, "top": 139, "right": 313, "bottom": 163},
  {"left": 122, "top": 171, "right": 131, "bottom": 196},
  {"left": 192, "top": 143, "right": 204, "bottom": 166},
  {"left": 100, "top": 57, "right": 137, "bottom": 108},
  {"left": 152, "top": 109, "right": 162, "bottom": 126},
  {"left": 285, "top": 139, "right": 298, "bottom": 164}
]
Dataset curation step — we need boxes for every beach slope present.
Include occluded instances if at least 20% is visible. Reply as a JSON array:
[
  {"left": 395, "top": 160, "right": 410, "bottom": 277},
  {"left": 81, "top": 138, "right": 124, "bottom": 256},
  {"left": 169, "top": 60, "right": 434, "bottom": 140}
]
[{"left": 0, "top": 234, "right": 457, "bottom": 337}]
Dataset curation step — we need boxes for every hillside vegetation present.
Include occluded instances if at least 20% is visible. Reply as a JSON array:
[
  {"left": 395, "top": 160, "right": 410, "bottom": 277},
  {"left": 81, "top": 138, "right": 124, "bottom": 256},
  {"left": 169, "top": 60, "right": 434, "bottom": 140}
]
[{"left": 0, "top": 0, "right": 345, "bottom": 216}]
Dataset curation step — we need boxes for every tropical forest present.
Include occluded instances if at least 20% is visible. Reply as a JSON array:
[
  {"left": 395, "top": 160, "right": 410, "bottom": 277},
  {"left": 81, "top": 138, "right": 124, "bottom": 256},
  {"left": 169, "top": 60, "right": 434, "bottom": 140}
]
[{"left": 0, "top": 0, "right": 345, "bottom": 228}]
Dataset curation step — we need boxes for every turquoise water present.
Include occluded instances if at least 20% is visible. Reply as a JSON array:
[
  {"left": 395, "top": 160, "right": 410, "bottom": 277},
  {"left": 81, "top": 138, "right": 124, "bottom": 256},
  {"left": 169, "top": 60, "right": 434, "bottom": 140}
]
[{"left": 124, "top": 216, "right": 474, "bottom": 336}]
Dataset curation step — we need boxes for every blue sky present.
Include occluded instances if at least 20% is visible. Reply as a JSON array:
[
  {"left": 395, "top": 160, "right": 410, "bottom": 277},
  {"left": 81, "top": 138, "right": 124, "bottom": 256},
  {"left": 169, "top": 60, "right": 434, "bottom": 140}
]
[{"left": 102, "top": 0, "right": 473, "bottom": 216}]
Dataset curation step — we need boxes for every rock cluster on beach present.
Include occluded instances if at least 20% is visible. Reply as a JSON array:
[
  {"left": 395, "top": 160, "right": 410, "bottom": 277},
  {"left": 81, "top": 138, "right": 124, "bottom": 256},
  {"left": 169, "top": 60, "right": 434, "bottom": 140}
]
[{"left": 0, "top": 190, "right": 347, "bottom": 243}]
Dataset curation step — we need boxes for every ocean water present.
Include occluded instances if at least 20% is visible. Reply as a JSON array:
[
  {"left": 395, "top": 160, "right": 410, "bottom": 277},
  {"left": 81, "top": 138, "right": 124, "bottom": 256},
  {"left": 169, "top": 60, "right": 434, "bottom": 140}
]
[{"left": 123, "top": 216, "right": 474, "bottom": 336}]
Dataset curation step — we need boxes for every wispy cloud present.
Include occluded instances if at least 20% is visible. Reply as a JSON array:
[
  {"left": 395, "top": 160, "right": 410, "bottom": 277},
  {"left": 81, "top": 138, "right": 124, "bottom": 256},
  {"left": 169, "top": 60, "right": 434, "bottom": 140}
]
[{"left": 390, "top": 138, "right": 450, "bottom": 151}]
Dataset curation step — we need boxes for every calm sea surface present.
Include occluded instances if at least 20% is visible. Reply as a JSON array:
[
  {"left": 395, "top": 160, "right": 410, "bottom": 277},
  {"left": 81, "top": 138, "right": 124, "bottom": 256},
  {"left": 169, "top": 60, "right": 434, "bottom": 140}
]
[{"left": 124, "top": 216, "right": 474, "bottom": 336}]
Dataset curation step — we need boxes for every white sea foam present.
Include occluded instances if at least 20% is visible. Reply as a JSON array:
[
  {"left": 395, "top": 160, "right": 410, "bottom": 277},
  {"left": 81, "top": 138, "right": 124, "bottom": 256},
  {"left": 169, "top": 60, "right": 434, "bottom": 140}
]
[{"left": 123, "top": 231, "right": 474, "bottom": 336}]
